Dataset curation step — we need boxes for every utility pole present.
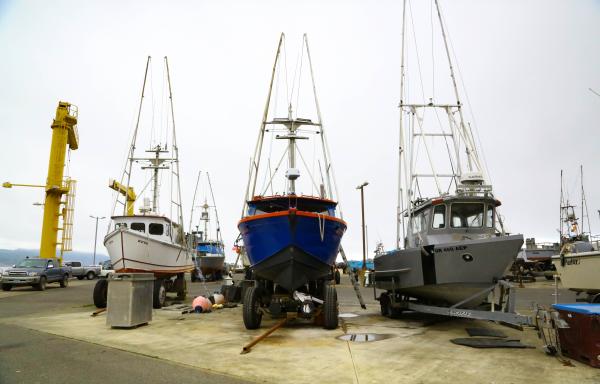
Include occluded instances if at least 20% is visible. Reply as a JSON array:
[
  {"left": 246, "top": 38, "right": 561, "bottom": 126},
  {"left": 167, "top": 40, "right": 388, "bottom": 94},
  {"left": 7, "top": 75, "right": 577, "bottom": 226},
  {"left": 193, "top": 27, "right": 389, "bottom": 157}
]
[
  {"left": 90, "top": 215, "right": 105, "bottom": 265},
  {"left": 356, "top": 182, "right": 369, "bottom": 273}
]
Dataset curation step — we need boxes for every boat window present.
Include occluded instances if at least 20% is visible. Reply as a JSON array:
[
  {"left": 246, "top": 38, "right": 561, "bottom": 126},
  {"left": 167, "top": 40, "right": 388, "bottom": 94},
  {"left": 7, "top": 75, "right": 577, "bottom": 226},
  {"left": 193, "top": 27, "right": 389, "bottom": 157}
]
[
  {"left": 412, "top": 212, "right": 426, "bottom": 233},
  {"left": 451, "top": 203, "right": 484, "bottom": 228},
  {"left": 131, "top": 223, "right": 145, "bottom": 233},
  {"left": 149, "top": 223, "right": 164, "bottom": 235},
  {"left": 485, "top": 206, "right": 494, "bottom": 228},
  {"left": 432, "top": 205, "right": 446, "bottom": 229},
  {"left": 115, "top": 223, "right": 127, "bottom": 230}
]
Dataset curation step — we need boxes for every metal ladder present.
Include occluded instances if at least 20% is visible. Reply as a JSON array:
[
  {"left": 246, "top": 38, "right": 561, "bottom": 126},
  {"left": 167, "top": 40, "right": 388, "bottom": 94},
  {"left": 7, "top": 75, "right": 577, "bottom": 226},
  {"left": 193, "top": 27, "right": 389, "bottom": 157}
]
[{"left": 339, "top": 245, "right": 366, "bottom": 309}]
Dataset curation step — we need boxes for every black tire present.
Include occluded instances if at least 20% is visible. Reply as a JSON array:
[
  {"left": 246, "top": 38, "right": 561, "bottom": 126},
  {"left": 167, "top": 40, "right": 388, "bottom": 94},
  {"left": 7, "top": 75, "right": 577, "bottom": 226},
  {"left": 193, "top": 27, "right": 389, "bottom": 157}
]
[
  {"left": 60, "top": 274, "right": 69, "bottom": 288},
  {"left": 334, "top": 270, "right": 341, "bottom": 285},
  {"left": 86, "top": 271, "right": 96, "bottom": 280},
  {"left": 243, "top": 286, "right": 262, "bottom": 330},
  {"left": 153, "top": 279, "right": 166, "bottom": 309},
  {"left": 544, "top": 274, "right": 555, "bottom": 281},
  {"left": 1, "top": 284, "right": 12, "bottom": 291},
  {"left": 175, "top": 273, "right": 186, "bottom": 300},
  {"left": 35, "top": 276, "right": 47, "bottom": 291},
  {"left": 93, "top": 279, "right": 108, "bottom": 308},
  {"left": 323, "top": 285, "right": 339, "bottom": 330},
  {"left": 379, "top": 293, "right": 390, "bottom": 316}
]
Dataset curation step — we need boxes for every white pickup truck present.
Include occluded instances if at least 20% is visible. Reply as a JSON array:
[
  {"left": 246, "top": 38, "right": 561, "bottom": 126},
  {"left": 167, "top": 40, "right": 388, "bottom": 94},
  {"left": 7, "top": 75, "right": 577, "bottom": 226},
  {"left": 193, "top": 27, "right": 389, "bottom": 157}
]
[{"left": 64, "top": 261, "right": 101, "bottom": 280}]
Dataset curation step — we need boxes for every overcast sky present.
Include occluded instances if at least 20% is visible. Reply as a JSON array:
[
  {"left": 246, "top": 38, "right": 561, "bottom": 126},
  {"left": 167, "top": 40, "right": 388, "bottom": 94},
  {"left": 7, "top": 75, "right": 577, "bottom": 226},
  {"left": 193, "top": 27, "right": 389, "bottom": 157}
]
[{"left": 0, "top": 0, "right": 599, "bottom": 262}]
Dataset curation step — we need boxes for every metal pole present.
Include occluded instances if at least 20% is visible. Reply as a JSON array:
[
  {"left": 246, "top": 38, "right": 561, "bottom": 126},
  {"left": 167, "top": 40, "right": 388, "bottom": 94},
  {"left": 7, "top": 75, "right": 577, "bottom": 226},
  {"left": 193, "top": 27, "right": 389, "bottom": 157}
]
[
  {"left": 90, "top": 215, "right": 105, "bottom": 265},
  {"left": 356, "top": 182, "right": 369, "bottom": 272}
]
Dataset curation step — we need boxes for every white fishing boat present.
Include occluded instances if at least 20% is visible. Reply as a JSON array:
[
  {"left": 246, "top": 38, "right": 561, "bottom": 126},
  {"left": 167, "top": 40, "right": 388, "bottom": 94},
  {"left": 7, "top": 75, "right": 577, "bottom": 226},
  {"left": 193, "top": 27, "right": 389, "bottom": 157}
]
[
  {"left": 94, "top": 56, "right": 192, "bottom": 309},
  {"left": 552, "top": 168, "right": 600, "bottom": 302}
]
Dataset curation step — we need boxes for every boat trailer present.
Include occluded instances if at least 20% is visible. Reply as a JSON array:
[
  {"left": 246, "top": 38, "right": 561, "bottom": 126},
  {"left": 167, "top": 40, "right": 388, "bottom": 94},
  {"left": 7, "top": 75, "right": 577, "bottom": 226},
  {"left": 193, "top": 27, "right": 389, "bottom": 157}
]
[{"left": 375, "top": 274, "right": 534, "bottom": 328}]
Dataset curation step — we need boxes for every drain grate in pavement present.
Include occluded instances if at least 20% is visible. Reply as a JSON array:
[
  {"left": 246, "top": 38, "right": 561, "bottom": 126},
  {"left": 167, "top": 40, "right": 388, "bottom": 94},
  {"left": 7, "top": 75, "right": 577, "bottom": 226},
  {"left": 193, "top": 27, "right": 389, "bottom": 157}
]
[{"left": 337, "top": 333, "right": 395, "bottom": 342}]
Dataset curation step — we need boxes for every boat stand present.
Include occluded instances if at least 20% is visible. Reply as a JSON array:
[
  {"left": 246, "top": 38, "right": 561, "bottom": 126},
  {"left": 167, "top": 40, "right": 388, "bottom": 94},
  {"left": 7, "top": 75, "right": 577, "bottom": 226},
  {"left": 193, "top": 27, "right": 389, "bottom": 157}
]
[{"left": 380, "top": 279, "right": 534, "bottom": 328}]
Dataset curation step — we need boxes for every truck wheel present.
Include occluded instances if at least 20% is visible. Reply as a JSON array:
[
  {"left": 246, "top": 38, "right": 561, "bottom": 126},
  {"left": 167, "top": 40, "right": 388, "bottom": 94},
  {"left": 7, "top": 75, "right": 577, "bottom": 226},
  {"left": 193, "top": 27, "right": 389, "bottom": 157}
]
[
  {"left": 334, "top": 270, "right": 341, "bottom": 285},
  {"left": 153, "top": 279, "right": 166, "bottom": 309},
  {"left": 93, "top": 279, "right": 108, "bottom": 308},
  {"left": 60, "top": 274, "right": 69, "bottom": 288},
  {"left": 86, "top": 271, "right": 96, "bottom": 280},
  {"left": 77, "top": 276, "right": 84, "bottom": 280},
  {"left": 35, "top": 277, "right": 47, "bottom": 291},
  {"left": 1, "top": 284, "right": 12, "bottom": 291},
  {"left": 243, "top": 287, "right": 262, "bottom": 329},
  {"left": 323, "top": 285, "right": 339, "bottom": 330}
]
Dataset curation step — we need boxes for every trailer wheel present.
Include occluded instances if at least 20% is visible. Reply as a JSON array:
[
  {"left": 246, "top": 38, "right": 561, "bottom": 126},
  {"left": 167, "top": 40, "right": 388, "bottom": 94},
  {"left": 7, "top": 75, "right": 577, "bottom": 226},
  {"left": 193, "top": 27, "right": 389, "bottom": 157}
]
[
  {"left": 379, "top": 293, "right": 390, "bottom": 316},
  {"left": 93, "top": 279, "right": 108, "bottom": 308},
  {"left": 334, "top": 270, "right": 341, "bottom": 285},
  {"left": 175, "top": 273, "right": 187, "bottom": 300},
  {"left": 323, "top": 285, "right": 339, "bottom": 330},
  {"left": 243, "top": 286, "right": 262, "bottom": 329},
  {"left": 153, "top": 279, "right": 166, "bottom": 308},
  {"left": 86, "top": 271, "right": 96, "bottom": 280}
]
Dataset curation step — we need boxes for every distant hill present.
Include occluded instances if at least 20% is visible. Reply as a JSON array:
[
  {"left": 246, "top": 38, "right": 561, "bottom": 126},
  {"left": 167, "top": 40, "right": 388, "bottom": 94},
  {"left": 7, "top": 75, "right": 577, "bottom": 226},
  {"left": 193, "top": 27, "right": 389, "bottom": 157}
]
[{"left": 0, "top": 249, "right": 109, "bottom": 266}]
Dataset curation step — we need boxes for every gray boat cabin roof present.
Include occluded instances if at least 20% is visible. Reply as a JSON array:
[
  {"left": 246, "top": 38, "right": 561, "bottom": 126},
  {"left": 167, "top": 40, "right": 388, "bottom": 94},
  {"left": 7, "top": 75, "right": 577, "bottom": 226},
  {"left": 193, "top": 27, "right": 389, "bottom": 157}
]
[{"left": 410, "top": 194, "right": 501, "bottom": 216}]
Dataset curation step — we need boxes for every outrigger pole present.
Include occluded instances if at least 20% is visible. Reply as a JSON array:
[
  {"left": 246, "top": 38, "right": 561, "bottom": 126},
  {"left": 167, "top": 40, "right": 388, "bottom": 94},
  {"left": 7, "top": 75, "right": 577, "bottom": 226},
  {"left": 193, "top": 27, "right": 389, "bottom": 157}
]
[{"left": 242, "top": 33, "right": 285, "bottom": 217}]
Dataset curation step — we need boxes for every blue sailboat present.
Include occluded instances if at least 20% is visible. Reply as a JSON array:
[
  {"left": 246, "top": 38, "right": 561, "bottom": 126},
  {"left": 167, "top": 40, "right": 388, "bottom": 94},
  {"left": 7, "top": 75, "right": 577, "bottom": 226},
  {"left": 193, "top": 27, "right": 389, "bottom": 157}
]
[{"left": 238, "top": 33, "right": 346, "bottom": 330}]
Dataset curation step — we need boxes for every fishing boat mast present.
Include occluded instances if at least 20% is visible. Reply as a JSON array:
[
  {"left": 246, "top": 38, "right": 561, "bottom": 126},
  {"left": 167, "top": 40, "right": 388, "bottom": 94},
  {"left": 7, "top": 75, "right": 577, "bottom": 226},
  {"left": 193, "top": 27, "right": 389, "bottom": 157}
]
[
  {"left": 111, "top": 56, "right": 186, "bottom": 243},
  {"left": 396, "top": 0, "right": 490, "bottom": 248},
  {"left": 242, "top": 33, "right": 337, "bottom": 212}
]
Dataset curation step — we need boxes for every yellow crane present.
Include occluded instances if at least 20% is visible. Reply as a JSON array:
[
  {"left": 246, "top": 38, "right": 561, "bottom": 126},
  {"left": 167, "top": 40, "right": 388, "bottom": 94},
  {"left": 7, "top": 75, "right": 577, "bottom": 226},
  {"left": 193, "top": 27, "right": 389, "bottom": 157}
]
[
  {"left": 108, "top": 179, "right": 136, "bottom": 216},
  {"left": 3, "top": 101, "right": 79, "bottom": 265}
]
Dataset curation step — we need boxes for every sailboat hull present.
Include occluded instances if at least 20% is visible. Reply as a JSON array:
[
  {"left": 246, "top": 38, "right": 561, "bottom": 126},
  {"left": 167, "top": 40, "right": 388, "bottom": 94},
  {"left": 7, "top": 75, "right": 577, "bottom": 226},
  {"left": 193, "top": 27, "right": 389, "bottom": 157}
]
[
  {"left": 238, "top": 211, "right": 346, "bottom": 291},
  {"left": 374, "top": 234, "right": 523, "bottom": 307},
  {"left": 104, "top": 228, "right": 194, "bottom": 277}
]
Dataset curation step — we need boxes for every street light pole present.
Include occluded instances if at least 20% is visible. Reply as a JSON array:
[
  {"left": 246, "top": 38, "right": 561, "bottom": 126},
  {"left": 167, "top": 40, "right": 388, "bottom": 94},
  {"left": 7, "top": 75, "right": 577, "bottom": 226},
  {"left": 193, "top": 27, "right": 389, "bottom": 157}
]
[
  {"left": 90, "top": 215, "right": 105, "bottom": 265},
  {"left": 356, "top": 182, "right": 369, "bottom": 272}
]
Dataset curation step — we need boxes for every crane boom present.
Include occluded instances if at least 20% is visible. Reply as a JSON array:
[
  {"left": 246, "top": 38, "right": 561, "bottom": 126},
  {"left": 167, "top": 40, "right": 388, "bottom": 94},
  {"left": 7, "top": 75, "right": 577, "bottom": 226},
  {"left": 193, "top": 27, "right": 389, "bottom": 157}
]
[{"left": 109, "top": 179, "right": 136, "bottom": 216}]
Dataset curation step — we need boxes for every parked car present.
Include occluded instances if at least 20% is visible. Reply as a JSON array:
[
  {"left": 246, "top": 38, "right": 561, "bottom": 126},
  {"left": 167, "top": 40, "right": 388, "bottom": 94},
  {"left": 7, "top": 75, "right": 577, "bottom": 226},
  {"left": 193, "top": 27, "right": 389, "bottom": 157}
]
[
  {"left": 98, "top": 260, "right": 115, "bottom": 278},
  {"left": 0, "top": 257, "right": 71, "bottom": 291},
  {"left": 64, "top": 261, "right": 101, "bottom": 280}
]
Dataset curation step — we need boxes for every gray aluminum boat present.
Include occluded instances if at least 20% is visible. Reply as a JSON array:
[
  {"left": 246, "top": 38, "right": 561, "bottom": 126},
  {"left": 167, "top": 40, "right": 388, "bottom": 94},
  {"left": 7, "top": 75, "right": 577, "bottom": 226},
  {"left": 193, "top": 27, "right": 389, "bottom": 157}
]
[{"left": 374, "top": 0, "right": 523, "bottom": 311}]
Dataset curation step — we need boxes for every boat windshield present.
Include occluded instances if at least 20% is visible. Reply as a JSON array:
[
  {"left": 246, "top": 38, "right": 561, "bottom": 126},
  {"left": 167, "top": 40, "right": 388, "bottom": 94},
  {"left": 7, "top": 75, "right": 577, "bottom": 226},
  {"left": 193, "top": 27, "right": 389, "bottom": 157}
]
[
  {"left": 451, "top": 203, "right": 484, "bottom": 228},
  {"left": 248, "top": 196, "right": 336, "bottom": 215},
  {"left": 15, "top": 259, "right": 47, "bottom": 268}
]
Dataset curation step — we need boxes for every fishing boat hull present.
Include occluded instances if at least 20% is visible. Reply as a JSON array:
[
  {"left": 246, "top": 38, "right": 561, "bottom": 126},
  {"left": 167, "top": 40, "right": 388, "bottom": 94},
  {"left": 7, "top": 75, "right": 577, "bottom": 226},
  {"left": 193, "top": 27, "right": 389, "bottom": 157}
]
[
  {"left": 374, "top": 234, "right": 523, "bottom": 307},
  {"left": 104, "top": 228, "right": 194, "bottom": 277},
  {"left": 552, "top": 251, "right": 600, "bottom": 293},
  {"left": 238, "top": 210, "right": 346, "bottom": 291},
  {"left": 198, "top": 254, "right": 225, "bottom": 275}
]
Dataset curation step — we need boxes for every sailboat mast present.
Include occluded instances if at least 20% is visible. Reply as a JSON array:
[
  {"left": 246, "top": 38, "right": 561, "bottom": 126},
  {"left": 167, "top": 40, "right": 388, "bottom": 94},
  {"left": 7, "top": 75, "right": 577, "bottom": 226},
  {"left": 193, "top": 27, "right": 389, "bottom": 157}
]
[
  {"left": 164, "top": 56, "right": 186, "bottom": 240},
  {"left": 124, "top": 56, "right": 151, "bottom": 216},
  {"left": 397, "top": 0, "right": 408, "bottom": 248}
]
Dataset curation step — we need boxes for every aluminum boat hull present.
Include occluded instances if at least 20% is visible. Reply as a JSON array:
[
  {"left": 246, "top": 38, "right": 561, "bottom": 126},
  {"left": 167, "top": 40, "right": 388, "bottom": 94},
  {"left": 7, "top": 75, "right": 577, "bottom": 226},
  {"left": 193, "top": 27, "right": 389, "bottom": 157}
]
[{"left": 374, "top": 234, "right": 523, "bottom": 307}]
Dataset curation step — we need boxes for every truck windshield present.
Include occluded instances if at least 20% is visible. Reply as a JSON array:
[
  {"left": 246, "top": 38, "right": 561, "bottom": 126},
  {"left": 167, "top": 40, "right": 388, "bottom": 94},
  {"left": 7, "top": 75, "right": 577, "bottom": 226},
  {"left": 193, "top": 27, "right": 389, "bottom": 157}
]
[{"left": 15, "top": 259, "right": 48, "bottom": 268}]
